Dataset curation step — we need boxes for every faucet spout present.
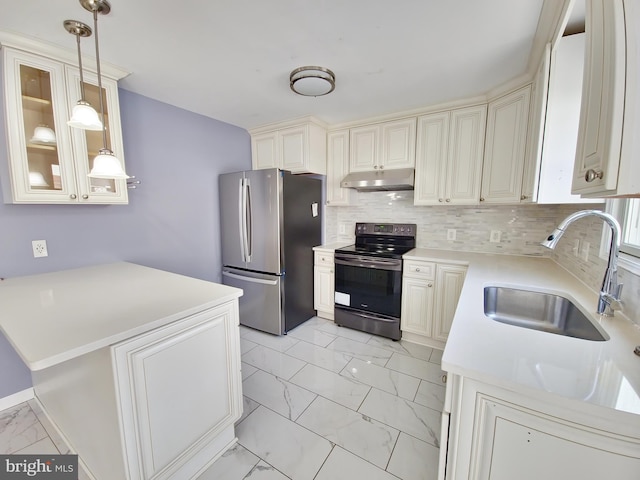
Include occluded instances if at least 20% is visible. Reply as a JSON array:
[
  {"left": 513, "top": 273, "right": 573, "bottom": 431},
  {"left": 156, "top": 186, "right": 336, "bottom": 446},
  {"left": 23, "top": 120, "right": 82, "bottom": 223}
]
[{"left": 541, "top": 210, "right": 623, "bottom": 317}]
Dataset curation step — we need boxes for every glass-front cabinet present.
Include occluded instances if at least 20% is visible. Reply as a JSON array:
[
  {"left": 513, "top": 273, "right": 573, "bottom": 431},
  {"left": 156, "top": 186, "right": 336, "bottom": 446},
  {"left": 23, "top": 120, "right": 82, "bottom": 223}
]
[{"left": 2, "top": 45, "right": 127, "bottom": 204}]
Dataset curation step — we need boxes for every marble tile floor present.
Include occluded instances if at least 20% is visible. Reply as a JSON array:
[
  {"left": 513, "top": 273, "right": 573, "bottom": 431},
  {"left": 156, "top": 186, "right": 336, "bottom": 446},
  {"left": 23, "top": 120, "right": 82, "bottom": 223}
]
[{"left": 0, "top": 316, "right": 445, "bottom": 480}]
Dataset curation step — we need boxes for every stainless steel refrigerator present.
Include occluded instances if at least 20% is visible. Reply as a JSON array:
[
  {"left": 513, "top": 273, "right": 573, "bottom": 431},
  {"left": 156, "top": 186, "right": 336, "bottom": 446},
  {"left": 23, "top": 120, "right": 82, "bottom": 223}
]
[{"left": 219, "top": 168, "right": 322, "bottom": 335}]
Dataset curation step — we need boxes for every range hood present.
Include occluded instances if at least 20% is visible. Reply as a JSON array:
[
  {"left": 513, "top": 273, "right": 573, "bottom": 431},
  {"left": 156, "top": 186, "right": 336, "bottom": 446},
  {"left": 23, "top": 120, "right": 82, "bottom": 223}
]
[{"left": 340, "top": 168, "right": 415, "bottom": 192}]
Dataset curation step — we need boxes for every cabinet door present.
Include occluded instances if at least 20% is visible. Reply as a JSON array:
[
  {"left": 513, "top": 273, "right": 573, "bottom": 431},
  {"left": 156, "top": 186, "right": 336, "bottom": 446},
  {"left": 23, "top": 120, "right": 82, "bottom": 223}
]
[
  {"left": 481, "top": 85, "right": 531, "bottom": 204},
  {"left": 414, "top": 112, "right": 450, "bottom": 205},
  {"left": 114, "top": 303, "right": 242, "bottom": 480},
  {"left": 447, "top": 105, "right": 486, "bottom": 204},
  {"left": 252, "top": 132, "right": 279, "bottom": 170},
  {"left": 381, "top": 118, "right": 416, "bottom": 170},
  {"left": 537, "top": 35, "right": 600, "bottom": 205},
  {"left": 572, "top": 0, "right": 626, "bottom": 195},
  {"left": 349, "top": 125, "right": 380, "bottom": 172},
  {"left": 521, "top": 43, "right": 550, "bottom": 203},
  {"left": 65, "top": 66, "right": 128, "bottom": 204},
  {"left": 471, "top": 394, "right": 640, "bottom": 480},
  {"left": 326, "top": 130, "right": 351, "bottom": 206},
  {"left": 433, "top": 265, "right": 466, "bottom": 343},
  {"left": 400, "top": 275, "right": 434, "bottom": 336},
  {"left": 2, "top": 48, "right": 78, "bottom": 203},
  {"left": 314, "top": 264, "right": 335, "bottom": 319},
  {"left": 280, "top": 125, "right": 307, "bottom": 173}
]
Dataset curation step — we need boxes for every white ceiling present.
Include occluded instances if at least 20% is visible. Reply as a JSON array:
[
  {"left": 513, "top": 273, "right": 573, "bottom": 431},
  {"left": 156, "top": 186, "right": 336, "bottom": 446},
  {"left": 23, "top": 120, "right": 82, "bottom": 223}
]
[{"left": 1, "top": 0, "right": 547, "bottom": 130}]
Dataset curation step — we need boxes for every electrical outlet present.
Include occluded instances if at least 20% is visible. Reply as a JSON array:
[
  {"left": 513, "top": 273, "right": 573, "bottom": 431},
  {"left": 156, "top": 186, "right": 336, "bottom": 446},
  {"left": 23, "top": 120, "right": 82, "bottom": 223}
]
[
  {"left": 339, "top": 223, "right": 347, "bottom": 235},
  {"left": 490, "top": 230, "right": 501, "bottom": 243},
  {"left": 581, "top": 241, "right": 590, "bottom": 261},
  {"left": 447, "top": 229, "right": 456, "bottom": 241},
  {"left": 32, "top": 240, "right": 48, "bottom": 258}
]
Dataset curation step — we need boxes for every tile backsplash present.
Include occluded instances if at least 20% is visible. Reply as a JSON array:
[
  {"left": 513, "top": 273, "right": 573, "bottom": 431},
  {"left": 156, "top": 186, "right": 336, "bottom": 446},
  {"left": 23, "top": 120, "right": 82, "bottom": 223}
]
[{"left": 325, "top": 191, "right": 639, "bottom": 324}]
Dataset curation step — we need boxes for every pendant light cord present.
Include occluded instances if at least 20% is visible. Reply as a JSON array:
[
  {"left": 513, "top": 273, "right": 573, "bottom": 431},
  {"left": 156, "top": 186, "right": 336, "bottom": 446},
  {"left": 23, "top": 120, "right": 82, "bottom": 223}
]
[{"left": 92, "top": 8, "right": 108, "bottom": 149}]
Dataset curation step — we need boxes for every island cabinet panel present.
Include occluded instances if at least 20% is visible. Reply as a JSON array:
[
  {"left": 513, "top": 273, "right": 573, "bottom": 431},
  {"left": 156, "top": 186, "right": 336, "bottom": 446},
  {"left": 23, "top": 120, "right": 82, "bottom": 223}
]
[
  {"left": 32, "top": 300, "right": 242, "bottom": 480},
  {"left": 114, "top": 301, "right": 242, "bottom": 480}
]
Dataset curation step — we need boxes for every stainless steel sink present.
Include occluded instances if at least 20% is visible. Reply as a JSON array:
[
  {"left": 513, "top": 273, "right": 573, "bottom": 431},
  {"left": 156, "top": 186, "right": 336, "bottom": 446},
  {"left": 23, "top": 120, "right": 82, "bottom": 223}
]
[{"left": 483, "top": 286, "right": 608, "bottom": 341}]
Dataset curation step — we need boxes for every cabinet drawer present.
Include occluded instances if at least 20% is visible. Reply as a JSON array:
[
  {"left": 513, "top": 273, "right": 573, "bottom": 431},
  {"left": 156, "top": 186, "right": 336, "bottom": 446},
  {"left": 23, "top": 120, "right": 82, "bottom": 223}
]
[
  {"left": 403, "top": 261, "right": 436, "bottom": 279},
  {"left": 314, "top": 251, "right": 334, "bottom": 266}
]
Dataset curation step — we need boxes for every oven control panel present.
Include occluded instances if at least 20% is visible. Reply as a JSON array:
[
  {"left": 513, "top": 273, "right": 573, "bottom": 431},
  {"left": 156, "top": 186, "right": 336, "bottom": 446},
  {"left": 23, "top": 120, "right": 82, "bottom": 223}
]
[{"left": 355, "top": 223, "right": 416, "bottom": 236}]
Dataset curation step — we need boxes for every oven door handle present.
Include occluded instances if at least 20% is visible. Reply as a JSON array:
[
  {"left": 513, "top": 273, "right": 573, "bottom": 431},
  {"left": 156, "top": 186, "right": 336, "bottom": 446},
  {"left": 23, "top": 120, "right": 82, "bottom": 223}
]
[
  {"left": 334, "top": 255, "right": 402, "bottom": 271},
  {"left": 335, "top": 307, "right": 398, "bottom": 323}
]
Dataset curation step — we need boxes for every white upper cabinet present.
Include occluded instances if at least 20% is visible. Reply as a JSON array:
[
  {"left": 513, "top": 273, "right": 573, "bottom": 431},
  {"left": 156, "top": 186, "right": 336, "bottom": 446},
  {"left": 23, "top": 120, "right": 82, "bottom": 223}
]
[
  {"left": 1, "top": 46, "right": 128, "bottom": 204},
  {"left": 414, "top": 105, "right": 486, "bottom": 205},
  {"left": 521, "top": 43, "right": 550, "bottom": 203},
  {"left": 572, "top": 0, "right": 640, "bottom": 197},
  {"left": 250, "top": 118, "right": 327, "bottom": 175},
  {"left": 480, "top": 85, "right": 531, "bottom": 204},
  {"left": 537, "top": 34, "right": 601, "bottom": 204},
  {"left": 349, "top": 118, "right": 416, "bottom": 172},
  {"left": 326, "top": 129, "right": 351, "bottom": 206}
]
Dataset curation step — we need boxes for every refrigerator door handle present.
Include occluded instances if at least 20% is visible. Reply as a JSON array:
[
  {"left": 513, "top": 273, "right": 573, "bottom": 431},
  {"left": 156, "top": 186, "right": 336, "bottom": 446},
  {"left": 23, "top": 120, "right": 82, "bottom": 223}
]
[
  {"left": 222, "top": 270, "right": 278, "bottom": 286},
  {"left": 238, "top": 177, "right": 246, "bottom": 262},
  {"left": 246, "top": 180, "right": 252, "bottom": 262}
]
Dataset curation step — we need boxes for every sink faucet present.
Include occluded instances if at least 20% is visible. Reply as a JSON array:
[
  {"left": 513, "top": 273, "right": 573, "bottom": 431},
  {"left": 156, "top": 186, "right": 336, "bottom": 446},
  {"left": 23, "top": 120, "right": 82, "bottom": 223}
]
[{"left": 541, "top": 209, "right": 623, "bottom": 316}]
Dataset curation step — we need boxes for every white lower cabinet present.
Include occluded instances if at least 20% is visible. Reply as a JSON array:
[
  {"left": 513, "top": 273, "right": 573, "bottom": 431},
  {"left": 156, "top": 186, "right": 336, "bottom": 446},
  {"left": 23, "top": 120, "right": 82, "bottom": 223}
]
[
  {"left": 313, "top": 249, "right": 335, "bottom": 320},
  {"left": 32, "top": 301, "right": 242, "bottom": 480},
  {"left": 441, "top": 375, "right": 640, "bottom": 480},
  {"left": 401, "top": 260, "right": 466, "bottom": 348}
]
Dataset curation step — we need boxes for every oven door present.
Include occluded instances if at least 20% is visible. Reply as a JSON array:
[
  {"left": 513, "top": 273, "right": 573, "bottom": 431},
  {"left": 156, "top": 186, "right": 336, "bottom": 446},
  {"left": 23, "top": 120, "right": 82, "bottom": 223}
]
[{"left": 333, "top": 254, "right": 402, "bottom": 318}]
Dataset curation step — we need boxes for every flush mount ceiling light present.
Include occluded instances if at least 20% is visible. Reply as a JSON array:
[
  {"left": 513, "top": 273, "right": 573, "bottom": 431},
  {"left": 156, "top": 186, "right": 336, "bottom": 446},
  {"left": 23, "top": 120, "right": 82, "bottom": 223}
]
[
  {"left": 290, "top": 66, "right": 335, "bottom": 97},
  {"left": 64, "top": 19, "right": 103, "bottom": 131},
  {"left": 79, "top": 0, "right": 129, "bottom": 179}
]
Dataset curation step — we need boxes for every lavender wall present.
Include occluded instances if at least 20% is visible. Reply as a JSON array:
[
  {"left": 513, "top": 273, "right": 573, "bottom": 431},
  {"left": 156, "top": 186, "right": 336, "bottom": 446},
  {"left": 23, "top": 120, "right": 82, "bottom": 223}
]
[{"left": 0, "top": 88, "right": 251, "bottom": 398}]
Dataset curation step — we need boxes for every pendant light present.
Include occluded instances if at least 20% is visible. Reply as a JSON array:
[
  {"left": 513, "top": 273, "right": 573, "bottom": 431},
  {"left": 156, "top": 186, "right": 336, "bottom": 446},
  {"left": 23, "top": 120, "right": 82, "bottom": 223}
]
[
  {"left": 81, "top": 0, "right": 129, "bottom": 179},
  {"left": 64, "top": 20, "right": 103, "bottom": 131}
]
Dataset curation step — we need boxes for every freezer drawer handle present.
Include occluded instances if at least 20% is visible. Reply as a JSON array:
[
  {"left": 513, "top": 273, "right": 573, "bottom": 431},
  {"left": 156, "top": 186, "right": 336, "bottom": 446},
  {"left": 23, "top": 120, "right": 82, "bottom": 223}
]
[{"left": 222, "top": 271, "right": 278, "bottom": 286}]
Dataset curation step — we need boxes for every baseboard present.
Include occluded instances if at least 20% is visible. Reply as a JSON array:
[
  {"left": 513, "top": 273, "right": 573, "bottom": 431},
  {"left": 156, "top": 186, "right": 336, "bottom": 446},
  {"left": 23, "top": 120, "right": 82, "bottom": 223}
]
[{"left": 0, "top": 388, "right": 34, "bottom": 411}]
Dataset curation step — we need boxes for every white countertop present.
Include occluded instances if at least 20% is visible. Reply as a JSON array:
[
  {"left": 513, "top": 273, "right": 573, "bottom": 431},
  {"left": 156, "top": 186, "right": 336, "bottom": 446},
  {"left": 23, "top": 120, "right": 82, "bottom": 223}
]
[
  {"left": 0, "top": 262, "right": 243, "bottom": 371},
  {"left": 405, "top": 249, "right": 640, "bottom": 420}
]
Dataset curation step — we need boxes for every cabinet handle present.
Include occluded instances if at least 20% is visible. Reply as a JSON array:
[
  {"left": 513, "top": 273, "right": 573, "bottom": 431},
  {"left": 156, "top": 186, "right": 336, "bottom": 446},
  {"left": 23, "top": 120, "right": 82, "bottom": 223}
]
[
  {"left": 439, "top": 198, "right": 443, "bottom": 203},
  {"left": 415, "top": 268, "right": 420, "bottom": 272},
  {"left": 330, "top": 269, "right": 333, "bottom": 274},
  {"left": 379, "top": 165, "right": 384, "bottom": 170},
  {"left": 427, "top": 283, "right": 433, "bottom": 287},
  {"left": 446, "top": 198, "right": 451, "bottom": 203},
  {"left": 521, "top": 194, "right": 528, "bottom": 200},
  {"left": 374, "top": 165, "right": 378, "bottom": 169},
  {"left": 480, "top": 197, "right": 485, "bottom": 202},
  {"left": 442, "top": 374, "right": 447, "bottom": 383},
  {"left": 82, "top": 194, "right": 89, "bottom": 200},
  {"left": 69, "top": 194, "right": 77, "bottom": 199},
  {"left": 585, "top": 169, "right": 603, "bottom": 183}
]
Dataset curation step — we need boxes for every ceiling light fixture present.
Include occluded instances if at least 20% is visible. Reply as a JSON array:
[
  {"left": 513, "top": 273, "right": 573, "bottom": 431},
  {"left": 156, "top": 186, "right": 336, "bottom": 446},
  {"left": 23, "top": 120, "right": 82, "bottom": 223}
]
[
  {"left": 290, "top": 66, "right": 335, "bottom": 97},
  {"left": 80, "top": 0, "right": 129, "bottom": 179},
  {"left": 64, "top": 20, "right": 103, "bottom": 131}
]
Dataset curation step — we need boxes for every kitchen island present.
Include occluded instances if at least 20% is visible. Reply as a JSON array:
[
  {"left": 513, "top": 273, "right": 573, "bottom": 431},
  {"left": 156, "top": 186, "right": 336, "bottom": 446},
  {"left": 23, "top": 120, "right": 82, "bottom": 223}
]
[
  {"left": 0, "top": 262, "right": 243, "bottom": 480},
  {"left": 405, "top": 250, "right": 640, "bottom": 480}
]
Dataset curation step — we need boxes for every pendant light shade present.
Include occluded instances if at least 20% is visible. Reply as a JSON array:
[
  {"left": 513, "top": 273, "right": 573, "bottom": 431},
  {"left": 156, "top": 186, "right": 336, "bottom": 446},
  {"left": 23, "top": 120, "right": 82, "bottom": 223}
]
[
  {"left": 68, "top": 100, "right": 103, "bottom": 130},
  {"left": 64, "top": 19, "right": 103, "bottom": 131},
  {"left": 88, "top": 148, "right": 128, "bottom": 179}
]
